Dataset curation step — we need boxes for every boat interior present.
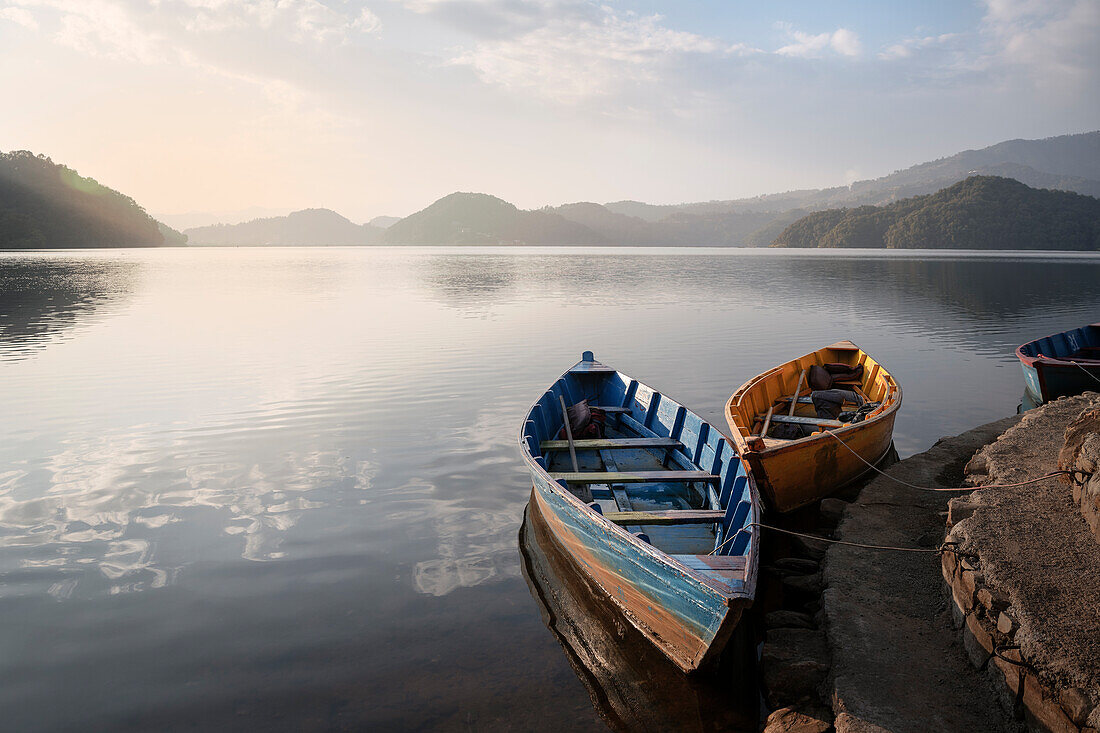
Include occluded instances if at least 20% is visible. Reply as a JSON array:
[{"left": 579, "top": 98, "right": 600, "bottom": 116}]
[
  {"left": 726, "top": 341, "right": 899, "bottom": 451},
  {"left": 521, "top": 354, "right": 756, "bottom": 564},
  {"left": 1019, "top": 324, "right": 1100, "bottom": 363}
]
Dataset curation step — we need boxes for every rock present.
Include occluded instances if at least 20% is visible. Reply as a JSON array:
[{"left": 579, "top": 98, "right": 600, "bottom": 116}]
[
  {"left": 965, "top": 452, "right": 989, "bottom": 476},
  {"left": 1060, "top": 687, "right": 1094, "bottom": 727},
  {"left": 833, "top": 712, "right": 892, "bottom": 733},
  {"left": 1058, "top": 405, "right": 1100, "bottom": 473},
  {"left": 763, "top": 706, "right": 834, "bottom": 733},
  {"left": 819, "top": 498, "right": 849, "bottom": 522},
  {"left": 996, "top": 611, "right": 1015, "bottom": 635},
  {"left": 763, "top": 658, "right": 829, "bottom": 708},
  {"left": 774, "top": 557, "right": 821, "bottom": 573},
  {"left": 766, "top": 610, "right": 815, "bottom": 629},
  {"left": 782, "top": 573, "right": 824, "bottom": 595},
  {"left": 963, "top": 613, "right": 993, "bottom": 668},
  {"left": 947, "top": 497, "right": 978, "bottom": 527},
  {"left": 791, "top": 534, "right": 828, "bottom": 561},
  {"left": 975, "top": 586, "right": 1008, "bottom": 613},
  {"left": 1071, "top": 434, "right": 1100, "bottom": 544}
]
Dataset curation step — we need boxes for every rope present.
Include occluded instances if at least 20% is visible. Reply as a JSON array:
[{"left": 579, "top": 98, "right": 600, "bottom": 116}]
[
  {"left": 1070, "top": 359, "right": 1100, "bottom": 387},
  {"left": 710, "top": 522, "right": 978, "bottom": 557},
  {"left": 822, "top": 429, "right": 1073, "bottom": 491}
]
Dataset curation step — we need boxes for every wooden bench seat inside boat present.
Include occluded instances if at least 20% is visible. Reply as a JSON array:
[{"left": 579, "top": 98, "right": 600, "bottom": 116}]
[
  {"left": 550, "top": 470, "right": 718, "bottom": 484},
  {"left": 603, "top": 509, "right": 726, "bottom": 525},
  {"left": 540, "top": 437, "right": 681, "bottom": 451},
  {"left": 767, "top": 414, "right": 843, "bottom": 428}
]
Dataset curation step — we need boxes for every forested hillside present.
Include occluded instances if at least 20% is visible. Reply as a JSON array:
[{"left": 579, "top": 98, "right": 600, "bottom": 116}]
[
  {"left": 0, "top": 151, "right": 169, "bottom": 248},
  {"left": 772, "top": 177, "right": 1100, "bottom": 250}
]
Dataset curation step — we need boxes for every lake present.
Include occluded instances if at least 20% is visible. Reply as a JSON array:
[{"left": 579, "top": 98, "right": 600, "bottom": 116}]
[{"left": 1, "top": 246, "right": 1098, "bottom": 731}]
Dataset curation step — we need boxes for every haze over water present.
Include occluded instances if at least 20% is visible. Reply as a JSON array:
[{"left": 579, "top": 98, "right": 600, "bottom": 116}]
[{"left": 1, "top": 246, "right": 1098, "bottom": 731}]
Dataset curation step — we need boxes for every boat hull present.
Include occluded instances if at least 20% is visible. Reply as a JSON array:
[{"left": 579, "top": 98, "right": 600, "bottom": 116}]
[
  {"left": 725, "top": 341, "right": 901, "bottom": 513},
  {"left": 528, "top": 478, "right": 745, "bottom": 673},
  {"left": 1017, "top": 323, "right": 1100, "bottom": 403},
  {"left": 744, "top": 408, "right": 897, "bottom": 513},
  {"left": 518, "top": 353, "right": 759, "bottom": 672}
]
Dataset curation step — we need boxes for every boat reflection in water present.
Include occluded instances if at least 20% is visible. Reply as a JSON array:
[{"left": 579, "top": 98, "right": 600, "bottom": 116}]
[{"left": 519, "top": 494, "right": 760, "bottom": 732}]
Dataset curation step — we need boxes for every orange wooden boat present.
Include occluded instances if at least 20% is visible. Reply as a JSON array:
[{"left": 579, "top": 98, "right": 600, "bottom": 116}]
[{"left": 724, "top": 341, "right": 901, "bottom": 513}]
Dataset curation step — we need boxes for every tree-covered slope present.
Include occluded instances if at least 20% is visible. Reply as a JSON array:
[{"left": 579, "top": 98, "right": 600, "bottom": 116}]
[
  {"left": 383, "top": 192, "right": 602, "bottom": 244},
  {"left": 0, "top": 151, "right": 168, "bottom": 248},
  {"left": 772, "top": 176, "right": 1100, "bottom": 250},
  {"left": 185, "top": 208, "right": 382, "bottom": 246}
]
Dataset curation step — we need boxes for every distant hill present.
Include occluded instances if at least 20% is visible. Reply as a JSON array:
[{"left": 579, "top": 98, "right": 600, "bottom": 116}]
[
  {"left": 772, "top": 176, "right": 1100, "bottom": 250},
  {"left": 368, "top": 215, "right": 400, "bottom": 229},
  {"left": 0, "top": 150, "right": 170, "bottom": 248},
  {"left": 185, "top": 208, "right": 383, "bottom": 246},
  {"left": 383, "top": 192, "right": 601, "bottom": 244},
  {"left": 605, "top": 131, "right": 1100, "bottom": 218}
]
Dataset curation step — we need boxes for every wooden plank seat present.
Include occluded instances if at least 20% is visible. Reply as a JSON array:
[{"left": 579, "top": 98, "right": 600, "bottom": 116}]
[
  {"left": 540, "top": 437, "right": 682, "bottom": 451},
  {"left": 766, "top": 414, "right": 843, "bottom": 428},
  {"left": 777, "top": 396, "right": 815, "bottom": 405},
  {"left": 591, "top": 406, "right": 631, "bottom": 413},
  {"left": 603, "top": 509, "right": 726, "bottom": 526},
  {"left": 551, "top": 470, "right": 718, "bottom": 484}
]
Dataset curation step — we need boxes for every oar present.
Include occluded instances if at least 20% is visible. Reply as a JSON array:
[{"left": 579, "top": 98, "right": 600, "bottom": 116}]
[
  {"left": 559, "top": 396, "right": 580, "bottom": 473},
  {"left": 759, "top": 406, "right": 775, "bottom": 438},
  {"left": 789, "top": 369, "right": 807, "bottom": 417}
]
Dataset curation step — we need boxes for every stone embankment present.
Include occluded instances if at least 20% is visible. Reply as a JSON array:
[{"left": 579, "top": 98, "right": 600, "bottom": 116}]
[
  {"left": 761, "top": 392, "right": 1100, "bottom": 733},
  {"left": 946, "top": 392, "right": 1100, "bottom": 732}
]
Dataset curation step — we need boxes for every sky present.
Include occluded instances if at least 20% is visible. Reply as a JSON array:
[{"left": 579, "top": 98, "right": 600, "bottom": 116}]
[{"left": 0, "top": 0, "right": 1098, "bottom": 224}]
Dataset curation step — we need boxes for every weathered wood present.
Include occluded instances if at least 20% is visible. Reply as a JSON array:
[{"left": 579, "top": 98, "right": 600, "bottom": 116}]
[
  {"left": 541, "top": 437, "right": 682, "bottom": 451},
  {"left": 759, "top": 406, "right": 775, "bottom": 437},
  {"left": 603, "top": 509, "right": 726, "bottom": 526},
  {"left": 777, "top": 396, "right": 814, "bottom": 405},
  {"left": 769, "top": 414, "right": 843, "bottom": 428},
  {"left": 549, "top": 470, "right": 719, "bottom": 484},
  {"left": 597, "top": 448, "right": 633, "bottom": 513},
  {"left": 591, "top": 406, "right": 631, "bottom": 414},
  {"left": 559, "top": 396, "right": 580, "bottom": 473},
  {"left": 788, "top": 369, "right": 807, "bottom": 417}
]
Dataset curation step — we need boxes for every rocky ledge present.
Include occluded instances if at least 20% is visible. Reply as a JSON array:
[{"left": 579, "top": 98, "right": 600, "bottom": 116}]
[{"left": 947, "top": 392, "right": 1100, "bottom": 732}]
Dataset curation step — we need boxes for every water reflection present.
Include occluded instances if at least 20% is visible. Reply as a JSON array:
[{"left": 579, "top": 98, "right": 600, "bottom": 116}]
[
  {"left": 0, "top": 255, "right": 139, "bottom": 358},
  {"left": 519, "top": 495, "right": 759, "bottom": 732},
  {"left": 1, "top": 247, "right": 1099, "bottom": 731}
]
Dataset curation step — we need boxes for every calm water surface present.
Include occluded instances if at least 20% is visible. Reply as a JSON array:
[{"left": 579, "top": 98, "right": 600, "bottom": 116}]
[{"left": 1, "top": 246, "right": 1098, "bottom": 731}]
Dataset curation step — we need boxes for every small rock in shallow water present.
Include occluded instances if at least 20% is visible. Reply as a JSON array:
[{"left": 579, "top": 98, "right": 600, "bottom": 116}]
[
  {"left": 783, "top": 573, "right": 824, "bottom": 594},
  {"left": 763, "top": 706, "right": 833, "bottom": 733},
  {"left": 765, "top": 610, "right": 815, "bottom": 629},
  {"left": 774, "top": 557, "right": 820, "bottom": 573},
  {"left": 819, "top": 498, "right": 849, "bottom": 521}
]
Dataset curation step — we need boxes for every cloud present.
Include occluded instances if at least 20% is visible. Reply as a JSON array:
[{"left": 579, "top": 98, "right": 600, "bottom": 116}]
[
  {"left": 979, "top": 0, "right": 1099, "bottom": 87},
  {"left": 0, "top": 6, "right": 37, "bottom": 28},
  {"left": 775, "top": 24, "right": 862, "bottom": 58},
  {"left": 7, "top": 0, "right": 381, "bottom": 57},
  {"left": 879, "top": 33, "right": 959, "bottom": 60},
  {"left": 450, "top": 8, "right": 751, "bottom": 103}
]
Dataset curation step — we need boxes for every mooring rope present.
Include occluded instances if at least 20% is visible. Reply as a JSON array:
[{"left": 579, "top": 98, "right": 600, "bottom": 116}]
[
  {"left": 709, "top": 521, "right": 980, "bottom": 557},
  {"left": 822, "top": 429, "right": 1074, "bottom": 491},
  {"left": 1070, "top": 359, "right": 1100, "bottom": 387}
]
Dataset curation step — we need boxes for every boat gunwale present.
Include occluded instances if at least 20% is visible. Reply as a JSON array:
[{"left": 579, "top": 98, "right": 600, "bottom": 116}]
[
  {"left": 1015, "top": 322, "right": 1100, "bottom": 368},
  {"left": 516, "top": 357, "right": 760, "bottom": 607}
]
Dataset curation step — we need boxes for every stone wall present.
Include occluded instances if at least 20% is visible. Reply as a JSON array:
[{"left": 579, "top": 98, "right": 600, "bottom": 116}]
[
  {"left": 1058, "top": 405, "right": 1100, "bottom": 544},
  {"left": 942, "top": 523, "right": 1098, "bottom": 732}
]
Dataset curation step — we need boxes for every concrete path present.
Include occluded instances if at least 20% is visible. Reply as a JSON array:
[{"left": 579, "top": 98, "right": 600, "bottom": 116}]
[{"left": 823, "top": 416, "right": 1022, "bottom": 733}]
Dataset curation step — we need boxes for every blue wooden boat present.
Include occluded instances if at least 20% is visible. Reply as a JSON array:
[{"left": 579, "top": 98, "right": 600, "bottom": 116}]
[
  {"left": 518, "top": 352, "right": 761, "bottom": 673},
  {"left": 1016, "top": 323, "right": 1100, "bottom": 404}
]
